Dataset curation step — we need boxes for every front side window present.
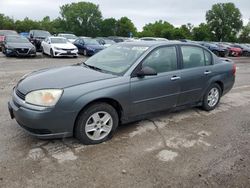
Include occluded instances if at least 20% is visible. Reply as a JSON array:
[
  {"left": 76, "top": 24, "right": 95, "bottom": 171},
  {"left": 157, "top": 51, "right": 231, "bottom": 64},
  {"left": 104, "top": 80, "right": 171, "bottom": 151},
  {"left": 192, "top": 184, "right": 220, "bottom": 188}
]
[
  {"left": 181, "top": 46, "right": 205, "bottom": 68},
  {"left": 142, "top": 46, "right": 177, "bottom": 73}
]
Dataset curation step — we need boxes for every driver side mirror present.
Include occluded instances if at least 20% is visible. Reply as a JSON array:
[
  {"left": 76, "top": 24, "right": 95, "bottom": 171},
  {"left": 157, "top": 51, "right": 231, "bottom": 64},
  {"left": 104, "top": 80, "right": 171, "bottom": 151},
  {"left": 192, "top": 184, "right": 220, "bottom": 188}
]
[{"left": 137, "top": 66, "right": 157, "bottom": 77}]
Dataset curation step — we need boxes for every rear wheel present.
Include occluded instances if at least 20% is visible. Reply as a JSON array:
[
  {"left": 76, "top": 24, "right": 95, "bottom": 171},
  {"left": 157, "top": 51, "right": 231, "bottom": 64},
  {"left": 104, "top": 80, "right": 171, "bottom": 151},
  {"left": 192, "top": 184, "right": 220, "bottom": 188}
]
[
  {"left": 75, "top": 103, "right": 119, "bottom": 145},
  {"left": 202, "top": 83, "right": 221, "bottom": 111}
]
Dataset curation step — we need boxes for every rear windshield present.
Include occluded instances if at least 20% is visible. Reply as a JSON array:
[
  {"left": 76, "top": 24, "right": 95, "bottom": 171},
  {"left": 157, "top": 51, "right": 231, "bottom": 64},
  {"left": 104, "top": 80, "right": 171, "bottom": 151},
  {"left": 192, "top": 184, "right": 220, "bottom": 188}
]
[
  {"left": 51, "top": 38, "right": 67, "bottom": 44},
  {"left": 0, "top": 30, "right": 18, "bottom": 36},
  {"left": 59, "top": 34, "right": 77, "bottom": 40},
  {"left": 33, "top": 31, "right": 51, "bottom": 37}
]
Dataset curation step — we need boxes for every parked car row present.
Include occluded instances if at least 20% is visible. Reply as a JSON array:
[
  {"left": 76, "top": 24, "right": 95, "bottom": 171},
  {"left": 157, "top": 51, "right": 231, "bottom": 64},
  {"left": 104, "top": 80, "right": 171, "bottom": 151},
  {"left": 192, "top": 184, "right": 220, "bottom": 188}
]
[
  {"left": 1, "top": 29, "right": 250, "bottom": 58},
  {"left": 180, "top": 40, "right": 250, "bottom": 57}
]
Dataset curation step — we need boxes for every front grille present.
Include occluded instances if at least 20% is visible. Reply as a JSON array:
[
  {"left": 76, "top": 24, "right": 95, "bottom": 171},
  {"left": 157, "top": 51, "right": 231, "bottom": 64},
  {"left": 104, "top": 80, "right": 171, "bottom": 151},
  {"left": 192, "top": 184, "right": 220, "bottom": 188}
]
[
  {"left": 16, "top": 89, "right": 25, "bottom": 100},
  {"left": 62, "top": 48, "right": 75, "bottom": 51},
  {"left": 16, "top": 48, "right": 29, "bottom": 54}
]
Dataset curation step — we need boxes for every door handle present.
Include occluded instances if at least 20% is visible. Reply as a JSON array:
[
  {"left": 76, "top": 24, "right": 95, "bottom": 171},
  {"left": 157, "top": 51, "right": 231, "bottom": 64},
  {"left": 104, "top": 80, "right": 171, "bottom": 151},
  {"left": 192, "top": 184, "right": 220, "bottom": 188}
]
[
  {"left": 204, "top": 70, "right": 212, "bottom": 75},
  {"left": 171, "top": 76, "right": 181, "bottom": 81}
]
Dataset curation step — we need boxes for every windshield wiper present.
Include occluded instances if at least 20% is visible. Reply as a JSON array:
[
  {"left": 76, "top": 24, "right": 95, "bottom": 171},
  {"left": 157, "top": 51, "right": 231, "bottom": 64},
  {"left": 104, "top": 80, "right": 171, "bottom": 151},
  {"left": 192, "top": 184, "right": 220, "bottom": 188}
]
[{"left": 82, "top": 62, "right": 104, "bottom": 72}]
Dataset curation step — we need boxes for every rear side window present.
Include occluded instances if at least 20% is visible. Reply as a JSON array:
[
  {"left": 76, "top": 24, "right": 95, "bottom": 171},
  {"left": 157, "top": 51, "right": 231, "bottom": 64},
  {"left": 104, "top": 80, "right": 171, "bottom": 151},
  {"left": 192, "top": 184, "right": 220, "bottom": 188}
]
[
  {"left": 181, "top": 46, "right": 205, "bottom": 68},
  {"left": 142, "top": 46, "right": 177, "bottom": 73},
  {"left": 204, "top": 50, "right": 212, "bottom": 65}
]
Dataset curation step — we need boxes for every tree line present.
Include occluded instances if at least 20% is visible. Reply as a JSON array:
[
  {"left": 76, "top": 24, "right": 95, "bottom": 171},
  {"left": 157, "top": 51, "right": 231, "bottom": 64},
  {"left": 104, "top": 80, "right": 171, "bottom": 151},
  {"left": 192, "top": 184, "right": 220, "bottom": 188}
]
[{"left": 0, "top": 1, "right": 249, "bottom": 43}]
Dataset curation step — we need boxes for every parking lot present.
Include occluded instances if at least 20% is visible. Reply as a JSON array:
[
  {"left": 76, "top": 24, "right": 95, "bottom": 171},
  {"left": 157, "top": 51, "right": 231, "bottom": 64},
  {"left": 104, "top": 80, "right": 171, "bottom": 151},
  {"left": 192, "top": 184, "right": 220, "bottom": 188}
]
[{"left": 0, "top": 53, "right": 250, "bottom": 187}]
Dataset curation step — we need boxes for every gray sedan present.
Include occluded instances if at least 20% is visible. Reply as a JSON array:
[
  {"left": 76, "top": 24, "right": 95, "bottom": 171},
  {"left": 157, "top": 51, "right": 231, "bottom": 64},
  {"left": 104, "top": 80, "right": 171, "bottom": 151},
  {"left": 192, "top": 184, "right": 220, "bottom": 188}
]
[{"left": 8, "top": 42, "right": 235, "bottom": 144}]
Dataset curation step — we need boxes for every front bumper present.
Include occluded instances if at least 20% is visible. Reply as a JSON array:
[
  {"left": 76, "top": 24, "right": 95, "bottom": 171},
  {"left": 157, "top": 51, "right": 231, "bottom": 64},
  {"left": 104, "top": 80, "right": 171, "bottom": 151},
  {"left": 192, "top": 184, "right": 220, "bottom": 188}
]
[
  {"left": 8, "top": 89, "right": 75, "bottom": 139},
  {"left": 5, "top": 48, "right": 36, "bottom": 57},
  {"left": 53, "top": 49, "right": 78, "bottom": 57}
]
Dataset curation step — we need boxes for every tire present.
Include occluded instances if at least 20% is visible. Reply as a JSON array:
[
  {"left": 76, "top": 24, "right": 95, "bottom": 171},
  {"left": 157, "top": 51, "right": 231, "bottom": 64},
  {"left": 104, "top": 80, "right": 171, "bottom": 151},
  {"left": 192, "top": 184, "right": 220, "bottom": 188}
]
[
  {"left": 83, "top": 49, "right": 87, "bottom": 56},
  {"left": 202, "top": 83, "right": 222, "bottom": 111},
  {"left": 50, "top": 49, "right": 54, "bottom": 58},
  {"left": 41, "top": 47, "right": 45, "bottom": 55},
  {"left": 75, "top": 103, "right": 119, "bottom": 145}
]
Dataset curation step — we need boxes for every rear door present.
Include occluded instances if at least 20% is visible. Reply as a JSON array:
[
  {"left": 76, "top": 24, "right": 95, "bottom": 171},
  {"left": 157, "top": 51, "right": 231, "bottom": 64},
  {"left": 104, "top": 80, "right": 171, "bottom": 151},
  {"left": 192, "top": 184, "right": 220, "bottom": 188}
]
[
  {"left": 177, "top": 45, "right": 214, "bottom": 106},
  {"left": 130, "top": 45, "right": 181, "bottom": 116}
]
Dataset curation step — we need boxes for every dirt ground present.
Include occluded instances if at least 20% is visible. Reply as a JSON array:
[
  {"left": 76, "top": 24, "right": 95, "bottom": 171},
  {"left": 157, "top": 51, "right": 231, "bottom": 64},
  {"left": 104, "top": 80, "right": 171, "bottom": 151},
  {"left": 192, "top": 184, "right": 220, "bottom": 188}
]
[{"left": 0, "top": 53, "right": 250, "bottom": 188}]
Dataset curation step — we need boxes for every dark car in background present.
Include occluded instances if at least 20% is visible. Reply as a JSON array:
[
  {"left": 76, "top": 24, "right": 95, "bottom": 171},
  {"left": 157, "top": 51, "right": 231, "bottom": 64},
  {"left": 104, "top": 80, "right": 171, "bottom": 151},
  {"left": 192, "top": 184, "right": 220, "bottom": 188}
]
[
  {"left": 8, "top": 42, "right": 235, "bottom": 145},
  {"left": 199, "top": 42, "right": 229, "bottom": 57},
  {"left": 28, "top": 30, "right": 51, "bottom": 51},
  {"left": 96, "top": 37, "right": 115, "bottom": 47},
  {"left": 107, "top": 36, "right": 125, "bottom": 43},
  {"left": 217, "top": 43, "right": 242, "bottom": 57},
  {"left": 74, "top": 37, "right": 105, "bottom": 56},
  {"left": 0, "top": 30, "right": 18, "bottom": 51},
  {"left": 231, "top": 44, "right": 250, "bottom": 56},
  {"left": 2, "top": 35, "right": 36, "bottom": 57}
]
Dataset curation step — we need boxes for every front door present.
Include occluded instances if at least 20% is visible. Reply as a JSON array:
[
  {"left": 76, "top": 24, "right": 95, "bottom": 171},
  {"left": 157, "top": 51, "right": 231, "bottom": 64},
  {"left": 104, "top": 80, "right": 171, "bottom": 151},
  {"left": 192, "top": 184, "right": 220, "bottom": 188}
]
[{"left": 130, "top": 46, "right": 181, "bottom": 116}]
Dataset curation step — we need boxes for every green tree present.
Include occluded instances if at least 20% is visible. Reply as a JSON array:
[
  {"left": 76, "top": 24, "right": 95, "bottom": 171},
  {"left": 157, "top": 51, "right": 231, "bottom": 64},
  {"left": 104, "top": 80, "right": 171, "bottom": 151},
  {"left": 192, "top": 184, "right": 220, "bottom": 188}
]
[
  {"left": 0, "top": 14, "right": 15, "bottom": 29},
  {"left": 60, "top": 2, "right": 102, "bottom": 37},
  {"left": 139, "top": 20, "right": 174, "bottom": 39},
  {"left": 192, "top": 23, "right": 213, "bottom": 41},
  {"left": 15, "top": 17, "right": 40, "bottom": 32},
  {"left": 116, "top": 17, "right": 137, "bottom": 37},
  {"left": 206, "top": 3, "right": 243, "bottom": 42},
  {"left": 100, "top": 18, "right": 117, "bottom": 37},
  {"left": 239, "top": 21, "right": 250, "bottom": 43}
]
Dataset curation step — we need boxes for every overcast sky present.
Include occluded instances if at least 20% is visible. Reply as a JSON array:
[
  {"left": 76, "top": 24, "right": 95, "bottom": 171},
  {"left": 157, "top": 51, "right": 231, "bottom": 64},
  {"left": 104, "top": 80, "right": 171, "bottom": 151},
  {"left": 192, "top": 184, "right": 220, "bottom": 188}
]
[{"left": 0, "top": 0, "right": 249, "bottom": 31}]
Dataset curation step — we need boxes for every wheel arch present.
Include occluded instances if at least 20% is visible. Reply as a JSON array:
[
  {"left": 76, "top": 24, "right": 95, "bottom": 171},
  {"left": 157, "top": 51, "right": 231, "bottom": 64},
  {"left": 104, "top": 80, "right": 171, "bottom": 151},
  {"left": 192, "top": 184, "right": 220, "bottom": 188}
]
[
  {"left": 73, "top": 98, "right": 123, "bottom": 134},
  {"left": 214, "top": 80, "right": 224, "bottom": 94}
]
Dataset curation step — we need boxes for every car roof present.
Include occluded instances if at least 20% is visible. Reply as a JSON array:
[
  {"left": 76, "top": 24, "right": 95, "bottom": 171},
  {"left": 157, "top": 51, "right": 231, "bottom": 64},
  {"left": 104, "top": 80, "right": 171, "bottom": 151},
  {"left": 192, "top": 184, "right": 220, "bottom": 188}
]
[
  {"left": 48, "top": 36, "right": 66, "bottom": 39},
  {"left": 58, "top": 33, "right": 76, "bottom": 35},
  {"left": 117, "top": 41, "right": 199, "bottom": 48}
]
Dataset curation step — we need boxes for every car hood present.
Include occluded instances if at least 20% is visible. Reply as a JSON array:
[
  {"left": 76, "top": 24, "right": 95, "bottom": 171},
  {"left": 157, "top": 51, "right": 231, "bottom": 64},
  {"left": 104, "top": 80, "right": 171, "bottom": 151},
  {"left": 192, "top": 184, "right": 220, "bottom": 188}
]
[
  {"left": 7, "top": 42, "right": 33, "bottom": 48},
  {"left": 17, "top": 65, "right": 117, "bottom": 95},
  {"left": 52, "top": 43, "right": 76, "bottom": 49}
]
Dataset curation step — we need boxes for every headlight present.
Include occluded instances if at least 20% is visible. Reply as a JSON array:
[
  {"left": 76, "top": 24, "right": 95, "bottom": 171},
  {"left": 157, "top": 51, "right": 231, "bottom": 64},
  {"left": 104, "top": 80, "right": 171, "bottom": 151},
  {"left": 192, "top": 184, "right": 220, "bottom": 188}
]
[
  {"left": 54, "top": 47, "right": 62, "bottom": 50},
  {"left": 25, "top": 89, "right": 63, "bottom": 107}
]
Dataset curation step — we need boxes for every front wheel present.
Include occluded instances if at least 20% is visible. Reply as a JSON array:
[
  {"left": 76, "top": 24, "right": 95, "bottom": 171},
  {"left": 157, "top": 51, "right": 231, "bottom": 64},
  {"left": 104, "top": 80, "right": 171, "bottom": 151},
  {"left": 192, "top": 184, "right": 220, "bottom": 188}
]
[
  {"left": 83, "top": 49, "right": 88, "bottom": 56},
  {"left": 202, "top": 83, "right": 221, "bottom": 111},
  {"left": 50, "top": 49, "right": 54, "bottom": 58},
  {"left": 75, "top": 103, "right": 119, "bottom": 145}
]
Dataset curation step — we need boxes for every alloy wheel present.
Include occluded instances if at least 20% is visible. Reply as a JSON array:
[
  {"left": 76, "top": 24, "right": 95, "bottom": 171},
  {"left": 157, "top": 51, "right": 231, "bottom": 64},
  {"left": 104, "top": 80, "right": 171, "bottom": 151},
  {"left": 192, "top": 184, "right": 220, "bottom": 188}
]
[
  {"left": 85, "top": 111, "right": 113, "bottom": 141},
  {"left": 207, "top": 88, "right": 219, "bottom": 107}
]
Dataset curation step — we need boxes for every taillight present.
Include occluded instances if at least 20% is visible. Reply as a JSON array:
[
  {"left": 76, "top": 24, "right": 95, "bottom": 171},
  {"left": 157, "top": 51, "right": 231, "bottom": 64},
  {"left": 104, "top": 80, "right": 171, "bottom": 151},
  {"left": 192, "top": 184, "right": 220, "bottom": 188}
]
[{"left": 232, "top": 64, "right": 236, "bottom": 76}]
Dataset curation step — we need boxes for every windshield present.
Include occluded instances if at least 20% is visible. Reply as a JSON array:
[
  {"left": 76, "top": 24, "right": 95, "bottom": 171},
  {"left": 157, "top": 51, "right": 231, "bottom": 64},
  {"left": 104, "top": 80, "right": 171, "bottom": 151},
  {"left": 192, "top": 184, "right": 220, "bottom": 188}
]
[
  {"left": 33, "top": 30, "right": 51, "bottom": 37},
  {"left": 60, "top": 34, "right": 77, "bottom": 40},
  {"left": 84, "top": 44, "right": 149, "bottom": 75},
  {"left": 84, "top": 39, "right": 100, "bottom": 45},
  {"left": 51, "top": 38, "right": 67, "bottom": 44},
  {"left": 6, "top": 36, "right": 29, "bottom": 43},
  {"left": 0, "top": 30, "right": 18, "bottom": 36}
]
